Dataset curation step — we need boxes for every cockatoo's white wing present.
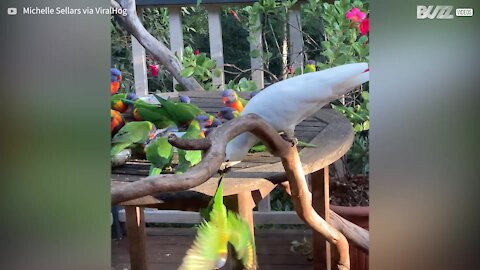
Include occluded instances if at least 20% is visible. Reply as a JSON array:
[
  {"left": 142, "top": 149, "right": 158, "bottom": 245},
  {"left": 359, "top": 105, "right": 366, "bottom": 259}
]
[{"left": 225, "top": 63, "right": 369, "bottom": 165}]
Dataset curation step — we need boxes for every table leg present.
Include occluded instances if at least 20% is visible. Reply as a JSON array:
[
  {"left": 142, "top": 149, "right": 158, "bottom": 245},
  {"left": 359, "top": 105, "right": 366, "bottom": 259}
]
[
  {"left": 226, "top": 191, "right": 256, "bottom": 270},
  {"left": 312, "top": 167, "right": 331, "bottom": 270},
  {"left": 125, "top": 206, "right": 148, "bottom": 270}
]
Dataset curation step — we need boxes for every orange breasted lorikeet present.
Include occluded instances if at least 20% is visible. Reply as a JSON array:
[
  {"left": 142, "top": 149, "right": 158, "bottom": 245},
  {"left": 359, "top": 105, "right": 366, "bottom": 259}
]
[
  {"left": 110, "top": 68, "right": 122, "bottom": 95},
  {"left": 111, "top": 109, "right": 125, "bottom": 137}
]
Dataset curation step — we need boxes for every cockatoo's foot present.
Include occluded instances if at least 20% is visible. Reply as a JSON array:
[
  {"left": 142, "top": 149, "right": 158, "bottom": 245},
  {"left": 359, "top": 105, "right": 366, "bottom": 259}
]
[
  {"left": 219, "top": 160, "right": 239, "bottom": 173},
  {"left": 279, "top": 131, "right": 298, "bottom": 147}
]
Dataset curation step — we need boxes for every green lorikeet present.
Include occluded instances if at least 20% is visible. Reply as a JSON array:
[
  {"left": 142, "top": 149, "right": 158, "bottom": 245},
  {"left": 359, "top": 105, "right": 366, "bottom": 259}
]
[
  {"left": 110, "top": 121, "right": 156, "bottom": 157},
  {"left": 176, "top": 120, "right": 205, "bottom": 174},
  {"left": 145, "top": 135, "right": 174, "bottom": 176},
  {"left": 122, "top": 98, "right": 175, "bottom": 129},
  {"left": 179, "top": 174, "right": 256, "bottom": 270},
  {"left": 154, "top": 94, "right": 205, "bottom": 128}
]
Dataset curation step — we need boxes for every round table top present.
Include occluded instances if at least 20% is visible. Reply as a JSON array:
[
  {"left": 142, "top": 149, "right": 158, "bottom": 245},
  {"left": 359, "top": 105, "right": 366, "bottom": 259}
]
[{"left": 111, "top": 91, "right": 354, "bottom": 205}]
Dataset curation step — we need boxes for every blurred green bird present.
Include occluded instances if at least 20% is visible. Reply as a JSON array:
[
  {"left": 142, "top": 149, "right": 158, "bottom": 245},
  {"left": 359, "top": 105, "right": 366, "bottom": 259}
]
[{"left": 179, "top": 174, "right": 256, "bottom": 270}]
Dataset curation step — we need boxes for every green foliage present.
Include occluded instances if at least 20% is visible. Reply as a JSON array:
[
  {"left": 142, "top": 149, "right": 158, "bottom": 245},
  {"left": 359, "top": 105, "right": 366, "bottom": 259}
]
[
  {"left": 226, "top": 78, "right": 258, "bottom": 92},
  {"left": 332, "top": 91, "right": 369, "bottom": 133},
  {"left": 315, "top": 0, "right": 369, "bottom": 69},
  {"left": 177, "top": 46, "right": 219, "bottom": 91}
]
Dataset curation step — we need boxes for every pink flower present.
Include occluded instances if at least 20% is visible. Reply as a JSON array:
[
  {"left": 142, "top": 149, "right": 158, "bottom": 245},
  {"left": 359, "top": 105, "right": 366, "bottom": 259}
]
[
  {"left": 346, "top": 7, "right": 366, "bottom": 23},
  {"left": 359, "top": 18, "right": 369, "bottom": 35},
  {"left": 194, "top": 49, "right": 200, "bottom": 56},
  {"left": 149, "top": 64, "right": 159, "bottom": 77},
  {"left": 230, "top": 10, "right": 240, "bottom": 22}
]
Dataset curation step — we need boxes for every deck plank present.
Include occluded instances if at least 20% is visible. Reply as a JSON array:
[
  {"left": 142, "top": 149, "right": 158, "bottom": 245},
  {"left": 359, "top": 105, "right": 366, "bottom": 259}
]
[{"left": 111, "top": 228, "right": 313, "bottom": 270}]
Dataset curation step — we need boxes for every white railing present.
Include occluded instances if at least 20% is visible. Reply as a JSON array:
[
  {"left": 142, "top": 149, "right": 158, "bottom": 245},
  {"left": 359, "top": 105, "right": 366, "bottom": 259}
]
[
  {"left": 131, "top": 1, "right": 305, "bottom": 95},
  {"left": 127, "top": 1, "right": 308, "bottom": 224}
]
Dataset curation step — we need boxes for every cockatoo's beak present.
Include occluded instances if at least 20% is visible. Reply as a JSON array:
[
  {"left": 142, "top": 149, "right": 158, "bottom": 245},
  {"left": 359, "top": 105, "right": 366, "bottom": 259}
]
[
  {"left": 222, "top": 97, "right": 228, "bottom": 104},
  {"left": 118, "top": 75, "right": 122, "bottom": 81}
]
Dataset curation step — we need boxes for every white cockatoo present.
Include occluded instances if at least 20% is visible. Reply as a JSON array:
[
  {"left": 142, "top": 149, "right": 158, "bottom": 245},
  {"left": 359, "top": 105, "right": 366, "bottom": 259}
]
[{"left": 224, "top": 62, "right": 369, "bottom": 167}]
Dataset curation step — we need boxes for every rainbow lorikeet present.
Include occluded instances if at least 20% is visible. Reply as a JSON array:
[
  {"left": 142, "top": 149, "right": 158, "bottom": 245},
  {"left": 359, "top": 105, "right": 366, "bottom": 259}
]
[
  {"left": 179, "top": 174, "right": 256, "bottom": 270},
  {"left": 111, "top": 92, "right": 137, "bottom": 113},
  {"left": 179, "top": 95, "right": 191, "bottom": 104},
  {"left": 304, "top": 60, "right": 317, "bottom": 74},
  {"left": 217, "top": 107, "right": 239, "bottom": 121},
  {"left": 154, "top": 94, "right": 205, "bottom": 128},
  {"left": 110, "top": 109, "right": 125, "bottom": 137},
  {"left": 110, "top": 68, "right": 122, "bottom": 95},
  {"left": 222, "top": 89, "right": 247, "bottom": 112},
  {"left": 110, "top": 121, "right": 156, "bottom": 157},
  {"left": 176, "top": 120, "right": 206, "bottom": 174},
  {"left": 122, "top": 98, "right": 175, "bottom": 129},
  {"left": 145, "top": 134, "right": 174, "bottom": 176}
]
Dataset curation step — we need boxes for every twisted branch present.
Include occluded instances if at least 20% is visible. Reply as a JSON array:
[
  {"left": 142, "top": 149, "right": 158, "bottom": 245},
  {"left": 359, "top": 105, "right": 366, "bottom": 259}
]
[{"left": 112, "top": 114, "right": 355, "bottom": 269}]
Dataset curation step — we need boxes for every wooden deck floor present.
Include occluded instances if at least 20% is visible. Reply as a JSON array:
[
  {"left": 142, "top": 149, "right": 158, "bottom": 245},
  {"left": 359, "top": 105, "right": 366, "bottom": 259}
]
[{"left": 112, "top": 227, "right": 313, "bottom": 270}]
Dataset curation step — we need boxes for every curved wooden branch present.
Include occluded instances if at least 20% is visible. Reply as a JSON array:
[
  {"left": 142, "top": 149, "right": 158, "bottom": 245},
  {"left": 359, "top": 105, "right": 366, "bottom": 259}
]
[
  {"left": 111, "top": 114, "right": 289, "bottom": 204},
  {"left": 168, "top": 135, "right": 211, "bottom": 150},
  {"left": 279, "top": 181, "right": 369, "bottom": 253},
  {"left": 112, "top": 113, "right": 355, "bottom": 269},
  {"left": 111, "top": 0, "right": 203, "bottom": 91}
]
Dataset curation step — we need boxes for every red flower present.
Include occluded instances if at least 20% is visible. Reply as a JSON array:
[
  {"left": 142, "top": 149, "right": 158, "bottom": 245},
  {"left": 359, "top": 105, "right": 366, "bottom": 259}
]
[
  {"left": 289, "top": 66, "right": 294, "bottom": 75},
  {"left": 230, "top": 10, "right": 240, "bottom": 22},
  {"left": 346, "top": 7, "right": 366, "bottom": 23},
  {"left": 359, "top": 18, "right": 369, "bottom": 35},
  {"left": 149, "top": 64, "right": 159, "bottom": 77},
  {"left": 194, "top": 49, "right": 200, "bottom": 56}
]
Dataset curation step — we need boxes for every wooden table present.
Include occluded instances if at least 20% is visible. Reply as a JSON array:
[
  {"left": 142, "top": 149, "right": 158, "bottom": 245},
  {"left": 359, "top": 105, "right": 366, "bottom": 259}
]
[{"left": 111, "top": 91, "right": 354, "bottom": 270}]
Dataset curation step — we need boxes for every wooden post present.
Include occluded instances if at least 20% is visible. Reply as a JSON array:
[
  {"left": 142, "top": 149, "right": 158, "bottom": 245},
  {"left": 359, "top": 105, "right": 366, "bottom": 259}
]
[
  {"left": 132, "top": 8, "right": 149, "bottom": 97},
  {"left": 312, "top": 168, "right": 331, "bottom": 270},
  {"left": 168, "top": 6, "right": 184, "bottom": 90},
  {"left": 249, "top": 13, "right": 264, "bottom": 89},
  {"left": 125, "top": 206, "right": 148, "bottom": 270},
  {"left": 226, "top": 191, "right": 256, "bottom": 270},
  {"left": 288, "top": 5, "right": 304, "bottom": 73},
  {"left": 207, "top": 5, "right": 225, "bottom": 91}
]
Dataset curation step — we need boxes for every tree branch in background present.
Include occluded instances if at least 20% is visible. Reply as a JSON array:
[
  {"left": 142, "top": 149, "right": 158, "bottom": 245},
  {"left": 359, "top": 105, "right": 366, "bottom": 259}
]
[{"left": 111, "top": 0, "right": 204, "bottom": 91}]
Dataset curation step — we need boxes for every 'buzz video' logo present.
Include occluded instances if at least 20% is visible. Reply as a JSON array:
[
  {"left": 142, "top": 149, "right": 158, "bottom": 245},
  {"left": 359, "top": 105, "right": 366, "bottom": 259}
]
[
  {"left": 417, "top": 6, "right": 474, "bottom": 19},
  {"left": 417, "top": 6, "right": 454, "bottom": 19}
]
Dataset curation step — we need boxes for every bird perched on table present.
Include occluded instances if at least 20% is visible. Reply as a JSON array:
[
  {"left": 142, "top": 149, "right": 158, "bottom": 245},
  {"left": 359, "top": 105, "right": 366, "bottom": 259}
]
[
  {"left": 122, "top": 97, "right": 175, "bottom": 129},
  {"left": 145, "top": 130, "right": 174, "bottom": 176},
  {"left": 179, "top": 95, "right": 191, "bottom": 104},
  {"left": 179, "top": 174, "right": 256, "bottom": 270},
  {"left": 225, "top": 63, "right": 370, "bottom": 167},
  {"left": 222, "top": 89, "right": 247, "bottom": 112},
  {"left": 111, "top": 92, "right": 137, "bottom": 113},
  {"left": 110, "top": 68, "right": 122, "bottom": 95},
  {"left": 110, "top": 121, "right": 156, "bottom": 157},
  {"left": 110, "top": 109, "right": 125, "bottom": 137},
  {"left": 217, "top": 107, "right": 239, "bottom": 121},
  {"left": 176, "top": 120, "right": 207, "bottom": 174},
  {"left": 154, "top": 94, "right": 205, "bottom": 128}
]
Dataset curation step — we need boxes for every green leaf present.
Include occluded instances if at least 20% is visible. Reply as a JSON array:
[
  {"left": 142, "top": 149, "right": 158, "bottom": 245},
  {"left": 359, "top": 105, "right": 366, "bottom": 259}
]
[
  {"left": 213, "top": 68, "right": 222, "bottom": 77},
  {"left": 333, "top": 54, "right": 348, "bottom": 65},
  {"left": 180, "top": 67, "right": 195, "bottom": 78},
  {"left": 363, "top": 120, "right": 370, "bottom": 130},
  {"left": 321, "top": 41, "right": 331, "bottom": 49},
  {"left": 249, "top": 49, "right": 261, "bottom": 58}
]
